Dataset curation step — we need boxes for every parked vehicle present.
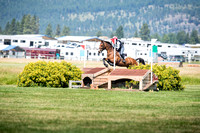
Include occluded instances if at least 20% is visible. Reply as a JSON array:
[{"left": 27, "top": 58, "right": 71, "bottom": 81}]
[{"left": 22, "top": 47, "right": 60, "bottom": 59}]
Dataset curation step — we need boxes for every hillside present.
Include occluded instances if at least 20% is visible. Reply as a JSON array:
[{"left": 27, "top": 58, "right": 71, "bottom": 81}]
[{"left": 0, "top": 0, "right": 200, "bottom": 37}]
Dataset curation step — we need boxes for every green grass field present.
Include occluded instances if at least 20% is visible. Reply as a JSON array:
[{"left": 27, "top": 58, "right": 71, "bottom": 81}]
[
  {"left": 0, "top": 59, "right": 200, "bottom": 132},
  {"left": 0, "top": 85, "right": 200, "bottom": 133}
]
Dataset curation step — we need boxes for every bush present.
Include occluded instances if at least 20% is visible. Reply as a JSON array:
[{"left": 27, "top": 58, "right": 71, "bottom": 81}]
[
  {"left": 17, "top": 61, "right": 82, "bottom": 87},
  {"left": 128, "top": 64, "right": 185, "bottom": 91},
  {"left": 125, "top": 80, "right": 139, "bottom": 89}
]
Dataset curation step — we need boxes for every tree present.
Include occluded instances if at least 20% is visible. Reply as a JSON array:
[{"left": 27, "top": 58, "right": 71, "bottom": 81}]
[
  {"left": 55, "top": 24, "right": 61, "bottom": 37},
  {"left": 45, "top": 23, "right": 53, "bottom": 37},
  {"left": 2, "top": 14, "right": 40, "bottom": 35},
  {"left": 0, "top": 26, "right": 2, "bottom": 34},
  {"left": 190, "top": 29, "right": 199, "bottom": 44},
  {"left": 139, "top": 23, "right": 150, "bottom": 41},
  {"left": 168, "top": 33, "right": 177, "bottom": 43},
  {"left": 31, "top": 15, "right": 39, "bottom": 34},
  {"left": 162, "top": 34, "right": 170, "bottom": 43},
  {"left": 115, "top": 25, "right": 124, "bottom": 39},
  {"left": 23, "top": 14, "right": 32, "bottom": 34},
  {"left": 16, "top": 21, "right": 21, "bottom": 34},
  {"left": 189, "top": 37, "right": 196, "bottom": 44},
  {"left": 96, "top": 30, "right": 102, "bottom": 37},
  {"left": 20, "top": 15, "right": 26, "bottom": 34},
  {"left": 134, "top": 30, "right": 139, "bottom": 37},
  {"left": 4, "top": 22, "right": 11, "bottom": 35},
  {"left": 185, "top": 33, "right": 190, "bottom": 44},
  {"left": 10, "top": 18, "right": 17, "bottom": 35},
  {"left": 61, "top": 26, "right": 70, "bottom": 36},
  {"left": 176, "top": 31, "right": 186, "bottom": 44},
  {"left": 151, "top": 33, "right": 161, "bottom": 41}
]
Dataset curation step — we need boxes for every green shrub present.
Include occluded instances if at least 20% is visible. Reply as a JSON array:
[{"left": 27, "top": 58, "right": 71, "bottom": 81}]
[
  {"left": 17, "top": 61, "right": 82, "bottom": 87},
  {"left": 128, "top": 64, "right": 185, "bottom": 91}
]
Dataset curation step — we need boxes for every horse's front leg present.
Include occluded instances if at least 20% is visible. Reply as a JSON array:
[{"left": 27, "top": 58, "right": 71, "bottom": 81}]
[
  {"left": 103, "top": 58, "right": 108, "bottom": 67},
  {"left": 106, "top": 59, "right": 114, "bottom": 66}
]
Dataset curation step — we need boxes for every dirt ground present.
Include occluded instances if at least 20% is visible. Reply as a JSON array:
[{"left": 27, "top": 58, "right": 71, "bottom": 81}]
[{"left": 177, "top": 67, "right": 200, "bottom": 77}]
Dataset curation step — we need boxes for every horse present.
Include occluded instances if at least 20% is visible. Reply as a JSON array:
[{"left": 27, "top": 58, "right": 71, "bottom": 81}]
[{"left": 98, "top": 40, "right": 145, "bottom": 68}]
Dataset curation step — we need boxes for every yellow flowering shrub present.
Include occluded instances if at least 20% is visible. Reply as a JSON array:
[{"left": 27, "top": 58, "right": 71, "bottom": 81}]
[
  {"left": 128, "top": 64, "right": 185, "bottom": 91},
  {"left": 17, "top": 61, "right": 82, "bottom": 87}
]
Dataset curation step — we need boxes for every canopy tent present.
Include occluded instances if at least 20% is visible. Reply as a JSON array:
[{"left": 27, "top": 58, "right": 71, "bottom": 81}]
[
  {"left": 0, "top": 45, "right": 8, "bottom": 51},
  {"left": 0, "top": 45, "right": 25, "bottom": 58},
  {"left": 2, "top": 45, "right": 25, "bottom": 51}
]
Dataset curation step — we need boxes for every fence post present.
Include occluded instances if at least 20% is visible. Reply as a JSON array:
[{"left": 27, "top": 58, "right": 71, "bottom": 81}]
[{"left": 69, "top": 80, "right": 72, "bottom": 88}]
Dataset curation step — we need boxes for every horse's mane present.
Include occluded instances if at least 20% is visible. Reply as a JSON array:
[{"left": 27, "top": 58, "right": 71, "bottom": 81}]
[{"left": 104, "top": 41, "right": 113, "bottom": 47}]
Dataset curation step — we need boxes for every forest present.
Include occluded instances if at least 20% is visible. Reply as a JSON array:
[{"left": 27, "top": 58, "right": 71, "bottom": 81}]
[
  {"left": 0, "top": 0, "right": 200, "bottom": 39},
  {"left": 1, "top": 14, "right": 199, "bottom": 45}
]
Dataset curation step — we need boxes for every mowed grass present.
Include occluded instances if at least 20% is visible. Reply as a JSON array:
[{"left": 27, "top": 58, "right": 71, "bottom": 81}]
[
  {"left": 0, "top": 85, "right": 200, "bottom": 133},
  {"left": 0, "top": 59, "right": 200, "bottom": 132}
]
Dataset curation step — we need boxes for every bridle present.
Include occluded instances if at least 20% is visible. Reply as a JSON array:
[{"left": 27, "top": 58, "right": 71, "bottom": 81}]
[{"left": 98, "top": 41, "right": 105, "bottom": 53}]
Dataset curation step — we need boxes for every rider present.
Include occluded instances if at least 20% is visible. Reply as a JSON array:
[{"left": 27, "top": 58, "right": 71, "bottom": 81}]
[{"left": 112, "top": 36, "right": 126, "bottom": 63}]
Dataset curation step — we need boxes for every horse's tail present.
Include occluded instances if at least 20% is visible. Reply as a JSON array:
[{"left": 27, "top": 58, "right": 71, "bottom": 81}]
[{"left": 136, "top": 58, "right": 145, "bottom": 65}]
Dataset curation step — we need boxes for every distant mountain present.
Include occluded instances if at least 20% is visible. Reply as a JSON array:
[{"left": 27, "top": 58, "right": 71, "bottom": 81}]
[{"left": 1, "top": 0, "right": 200, "bottom": 37}]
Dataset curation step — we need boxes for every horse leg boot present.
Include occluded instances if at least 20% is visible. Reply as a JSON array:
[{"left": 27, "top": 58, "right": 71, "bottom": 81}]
[
  {"left": 106, "top": 59, "right": 114, "bottom": 66},
  {"left": 103, "top": 58, "right": 108, "bottom": 67}
]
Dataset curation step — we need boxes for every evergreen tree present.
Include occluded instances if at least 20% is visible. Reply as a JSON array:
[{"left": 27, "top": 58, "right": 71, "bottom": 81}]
[
  {"left": 23, "top": 14, "right": 32, "bottom": 34},
  {"left": 31, "top": 15, "right": 39, "bottom": 34},
  {"left": 20, "top": 15, "right": 26, "bottom": 34},
  {"left": 45, "top": 23, "right": 53, "bottom": 37},
  {"left": 2, "top": 14, "right": 39, "bottom": 35},
  {"left": 55, "top": 24, "right": 61, "bottom": 37},
  {"left": 176, "top": 31, "right": 186, "bottom": 44},
  {"left": 185, "top": 33, "right": 190, "bottom": 44},
  {"left": 134, "top": 30, "right": 139, "bottom": 37},
  {"left": 0, "top": 26, "right": 2, "bottom": 34},
  {"left": 139, "top": 23, "right": 150, "bottom": 41},
  {"left": 16, "top": 21, "right": 22, "bottom": 34},
  {"left": 162, "top": 34, "right": 170, "bottom": 43},
  {"left": 10, "top": 18, "right": 17, "bottom": 35},
  {"left": 96, "top": 30, "right": 102, "bottom": 37},
  {"left": 168, "top": 33, "right": 177, "bottom": 43},
  {"left": 4, "top": 22, "right": 11, "bottom": 35},
  {"left": 115, "top": 25, "right": 124, "bottom": 39},
  {"left": 189, "top": 37, "right": 196, "bottom": 44},
  {"left": 151, "top": 33, "right": 161, "bottom": 41},
  {"left": 190, "top": 29, "right": 199, "bottom": 44},
  {"left": 35, "top": 15, "right": 40, "bottom": 34},
  {"left": 61, "top": 26, "right": 70, "bottom": 36}
]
